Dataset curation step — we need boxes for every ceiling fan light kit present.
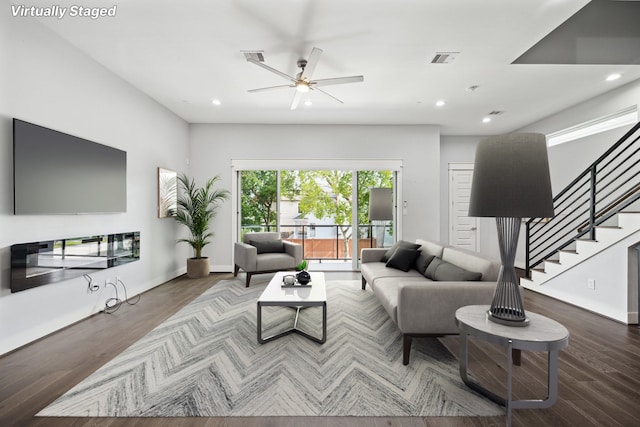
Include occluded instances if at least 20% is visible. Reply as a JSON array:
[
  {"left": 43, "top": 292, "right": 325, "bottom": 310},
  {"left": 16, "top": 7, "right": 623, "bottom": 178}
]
[
  {"left": 295, "top": 82, "right": 310, "bottom": 93},
  {"left": 246, "top": 47, "right": 364, "bottom": 110}
]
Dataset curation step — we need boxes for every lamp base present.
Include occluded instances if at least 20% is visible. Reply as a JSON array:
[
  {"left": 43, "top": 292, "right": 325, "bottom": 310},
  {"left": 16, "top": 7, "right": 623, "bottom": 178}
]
[
  {"left": 487, "top": 309, "right": 530, "bottom": 327},
  {"left": 488, "top": 217, "right": 530, "bottom": 328}
]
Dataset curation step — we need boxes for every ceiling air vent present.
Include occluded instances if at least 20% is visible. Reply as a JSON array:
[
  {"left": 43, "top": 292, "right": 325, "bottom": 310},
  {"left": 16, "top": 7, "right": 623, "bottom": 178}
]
[
  {"left": 430, "top": 52, "right": 459, "bottom": 64},
  {"left": 242, "top": 51, "right": 265, "bottom": 62}
]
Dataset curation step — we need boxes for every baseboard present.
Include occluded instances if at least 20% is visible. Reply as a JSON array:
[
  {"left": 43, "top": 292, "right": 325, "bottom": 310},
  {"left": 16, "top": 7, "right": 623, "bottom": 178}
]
[{"left": 211, "top": 264, "right": 233, "bottom": 273}]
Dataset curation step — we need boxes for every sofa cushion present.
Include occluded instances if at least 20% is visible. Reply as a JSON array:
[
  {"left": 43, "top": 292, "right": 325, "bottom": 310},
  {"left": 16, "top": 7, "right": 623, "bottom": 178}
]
[
  {"left": 415, "top": 239, "right": 445, "bottom": 258},
  {"left": 361, "top": 262, "right": 423, "bottom": 291},
  {"left": 442, "top": 247, "right": 499, "bottom": 281},
  {"left": 373, "top": 276, "right": 431, "bottom": 324},
  {"left": 385, "top": 248, "right": 420, "bottom": 272},
  {"left": 255, "top": 252, "right": 295, "bottom": 270},
  {"left": 414, "top": 253, "right": 435, "bottom": 275},
  {"left": 243, "top": 232, "right": 281, "bottom": 244},
  {"left": 424, "top": 258, "right": 482, "bottom": 281},
  {"left": 249, "top": 239, "right": 284, "bottom": 254},
  {"left": 381, "top": 240, "right": 421, "bottom": 262}
]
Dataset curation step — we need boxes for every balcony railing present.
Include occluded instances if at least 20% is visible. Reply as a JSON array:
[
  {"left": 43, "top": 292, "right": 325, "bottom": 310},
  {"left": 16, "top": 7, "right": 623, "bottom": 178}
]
[{"left": 240, "top": 224, "right": 390, "bottom": 260}]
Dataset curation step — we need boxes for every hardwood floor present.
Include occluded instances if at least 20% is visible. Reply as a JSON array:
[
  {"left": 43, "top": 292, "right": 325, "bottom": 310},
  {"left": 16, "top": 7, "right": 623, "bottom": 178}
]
[{"left": 1, "top": 272, "right": 639, "bottom": 427}]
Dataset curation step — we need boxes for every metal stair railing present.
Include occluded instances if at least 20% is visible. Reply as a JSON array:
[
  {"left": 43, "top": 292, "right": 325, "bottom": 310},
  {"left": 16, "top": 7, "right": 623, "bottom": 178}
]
[{"left": 526, "top": 121, "right": 640, "bottom": 276}]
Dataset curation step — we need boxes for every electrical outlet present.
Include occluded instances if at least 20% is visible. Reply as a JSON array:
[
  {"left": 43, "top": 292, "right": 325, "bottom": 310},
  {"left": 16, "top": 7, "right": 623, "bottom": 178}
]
[{"left": 587, "top": 278, "right": 596, "bottom": 290}]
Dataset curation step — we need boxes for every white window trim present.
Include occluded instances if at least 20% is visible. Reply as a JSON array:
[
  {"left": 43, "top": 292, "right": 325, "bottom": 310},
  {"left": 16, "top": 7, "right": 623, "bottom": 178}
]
[{"left": 546, "top": 106, "right": 638, "bottom": 147}]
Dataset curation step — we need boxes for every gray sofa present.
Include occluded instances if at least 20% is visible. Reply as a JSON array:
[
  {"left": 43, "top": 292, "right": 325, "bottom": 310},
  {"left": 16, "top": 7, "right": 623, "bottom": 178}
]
[
  {"left": 361, "top": 239, "right": 501, "bottom": 365},
  {"left": 234, "top": 232, "right": 303, "bottom": 287}
]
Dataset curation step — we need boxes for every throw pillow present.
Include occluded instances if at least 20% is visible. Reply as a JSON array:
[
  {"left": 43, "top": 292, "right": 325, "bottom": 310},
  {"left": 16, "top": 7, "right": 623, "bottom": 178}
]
[
  {"left": 385, "top": 248, "right": 420, "bottom": 272},
  {"left": 249, "top": 239, "right": 284, "bottom": 254},
  {"left": 381, "top": 240, "right": 421, "bottom": 262},
  {"left": 424, "top": 258, "right": 482, "bottom": 281},
  {"left": 414, "top": 253, "right": 435, "bottom": 275}
]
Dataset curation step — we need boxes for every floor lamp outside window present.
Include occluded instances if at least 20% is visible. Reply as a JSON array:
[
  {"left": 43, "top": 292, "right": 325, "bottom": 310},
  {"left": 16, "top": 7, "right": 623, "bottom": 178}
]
[
  {"left": 369, "top": 188, "right": 393, "bottom": 248},
  {"left": 469, "top": 133, "right": 554, "bottom": 326}
]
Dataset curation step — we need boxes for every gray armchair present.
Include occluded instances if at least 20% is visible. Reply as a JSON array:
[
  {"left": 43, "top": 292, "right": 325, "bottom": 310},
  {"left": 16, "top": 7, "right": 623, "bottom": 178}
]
[{"left": 234, "top": 232, "right": 303, "bottom": 287}]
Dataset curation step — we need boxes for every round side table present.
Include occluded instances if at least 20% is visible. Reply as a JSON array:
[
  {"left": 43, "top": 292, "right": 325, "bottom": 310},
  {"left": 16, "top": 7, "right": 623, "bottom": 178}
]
[{"left": 455, "top": 305, "right": 569, "bottom": 426}]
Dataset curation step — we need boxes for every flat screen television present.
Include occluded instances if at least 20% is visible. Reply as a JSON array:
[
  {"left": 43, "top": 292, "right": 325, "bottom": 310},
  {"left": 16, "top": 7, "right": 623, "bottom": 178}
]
[{"left": 13, "top": 118, "right": 127, "bottom": 214}]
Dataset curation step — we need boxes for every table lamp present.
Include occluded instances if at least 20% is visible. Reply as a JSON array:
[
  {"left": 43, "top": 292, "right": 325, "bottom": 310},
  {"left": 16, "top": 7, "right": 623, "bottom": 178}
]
[
  {"left": 469, "top": 133, "right": 554, "bottom": 326},
  {"left": 369, "top": 188, "right": 393, "bottom": 248}
]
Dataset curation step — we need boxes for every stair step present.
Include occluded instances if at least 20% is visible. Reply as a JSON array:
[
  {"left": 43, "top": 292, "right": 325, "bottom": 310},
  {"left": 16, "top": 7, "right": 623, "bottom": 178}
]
[
  {"left": 525, "top": 189, "right": 640, "bottom": 289},
  {"left": 530, "top": 269, "right": 549, "bottom": 282},
  {"left": 618, "top": 212, "right": 640, "bottom": 229},
  {"left": 520, "top": 277, "right": 535, "bottom": 286}
]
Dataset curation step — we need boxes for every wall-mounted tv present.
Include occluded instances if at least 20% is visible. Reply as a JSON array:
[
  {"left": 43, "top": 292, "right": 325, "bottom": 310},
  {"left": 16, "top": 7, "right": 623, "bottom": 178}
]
[{"left": 13, "top": 118, "right": 127, "bottom": 214}]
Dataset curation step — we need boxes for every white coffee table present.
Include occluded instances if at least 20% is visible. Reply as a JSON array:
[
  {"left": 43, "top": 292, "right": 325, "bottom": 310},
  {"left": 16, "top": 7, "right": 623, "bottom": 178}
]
[{"left": 257, "top": 271, "right": 327, "bottom": 344}]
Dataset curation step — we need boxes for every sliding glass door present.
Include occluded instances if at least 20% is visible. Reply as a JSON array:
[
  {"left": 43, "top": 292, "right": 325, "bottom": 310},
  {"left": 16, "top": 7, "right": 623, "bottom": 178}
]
[
  {"left": 356, "top": 171, "right": 395, "bottom": 267},
  {"left": 233, "top": 160, "right": 400, "bottom": 270}
]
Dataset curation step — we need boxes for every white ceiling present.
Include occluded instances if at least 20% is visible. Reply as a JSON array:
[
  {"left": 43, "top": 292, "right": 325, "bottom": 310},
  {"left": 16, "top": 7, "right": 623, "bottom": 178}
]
[{"left": 31, "top": 0, "right": 640, "bottom": 135}]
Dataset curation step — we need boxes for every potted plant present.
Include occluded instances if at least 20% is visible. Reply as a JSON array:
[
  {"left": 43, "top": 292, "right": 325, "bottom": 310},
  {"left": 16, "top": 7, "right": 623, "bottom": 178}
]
[{"left": 173, "top": 173, "right": 229, "bottom": 278}]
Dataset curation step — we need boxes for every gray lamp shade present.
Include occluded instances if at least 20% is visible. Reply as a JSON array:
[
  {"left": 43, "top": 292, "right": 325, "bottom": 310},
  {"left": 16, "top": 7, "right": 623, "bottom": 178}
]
[
  {"left": 368, "top": 188, "right": 393, "bottom": 221},
  {"left": 469, "top": 133, "right": 554, "bottom": 218}
]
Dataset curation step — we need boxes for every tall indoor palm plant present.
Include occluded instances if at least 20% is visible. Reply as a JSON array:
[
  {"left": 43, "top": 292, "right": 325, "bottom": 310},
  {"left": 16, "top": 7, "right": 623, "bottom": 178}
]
[{"left": 174, "top": 173, "right": 229, "bottom": 278}]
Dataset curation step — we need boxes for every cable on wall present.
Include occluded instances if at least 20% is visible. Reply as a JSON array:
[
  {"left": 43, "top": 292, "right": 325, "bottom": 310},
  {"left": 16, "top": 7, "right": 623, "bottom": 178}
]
[
  {"left": 84, "top": 274, "right": 100, "bottom": 293},
  {"left": 104, "top": 278, "right": 141, "bottom": 314}
]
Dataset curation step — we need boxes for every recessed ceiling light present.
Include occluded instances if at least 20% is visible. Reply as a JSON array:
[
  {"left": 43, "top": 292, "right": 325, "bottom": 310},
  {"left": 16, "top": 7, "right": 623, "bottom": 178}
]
[
  {"left": 435, "top": 100, "right": 445, "bottom": 107},
  {"left": 304, "top": 100, "right": 312, "bottom": 106},
  {"left": 606, "top": 73, "right": 621, "bottom": 82},
  {"left": 482, "top": 117, "right": 491, "bottom": 123},
  {"left": 212, "top": 99, "right": 221, "bottom": 106}
]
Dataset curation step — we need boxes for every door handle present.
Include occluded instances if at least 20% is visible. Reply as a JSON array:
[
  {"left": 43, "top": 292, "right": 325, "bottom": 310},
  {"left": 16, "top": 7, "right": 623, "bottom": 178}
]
[{"left": 471, "top": 227, "right": 477, "bottom": 231}]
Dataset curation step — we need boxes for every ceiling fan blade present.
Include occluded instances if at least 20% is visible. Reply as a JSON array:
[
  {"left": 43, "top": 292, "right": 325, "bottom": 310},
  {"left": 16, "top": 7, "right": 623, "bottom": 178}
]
[
  {"left": 290, "top": 90, "right": 304, "bottom": 110},
  {"left": 312, "top": 88, "right": 344, "bottom": 104},
  {"left": 312, "top": 75, "right": 364, "bottom": 87},
  {"left": 247, "top": 58, "right": 296, "bottom": 82},
  {"left": 248, "top": 84, "right": 295, "bottom": 93},
  {"left": 300, "top": 47, "right": 323, "bottom": 81}
]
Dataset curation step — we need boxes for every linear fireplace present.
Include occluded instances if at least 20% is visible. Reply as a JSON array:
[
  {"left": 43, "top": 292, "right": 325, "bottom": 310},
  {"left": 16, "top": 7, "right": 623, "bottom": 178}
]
[{"left": 10, "top": 231, "right": 140, "bottom": 293}]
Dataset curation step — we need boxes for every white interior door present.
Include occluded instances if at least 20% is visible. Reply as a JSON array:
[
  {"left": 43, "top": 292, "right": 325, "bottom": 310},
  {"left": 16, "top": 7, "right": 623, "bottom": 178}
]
[{"left": 449, "top": 164, "right": 479, "bottom": 251}]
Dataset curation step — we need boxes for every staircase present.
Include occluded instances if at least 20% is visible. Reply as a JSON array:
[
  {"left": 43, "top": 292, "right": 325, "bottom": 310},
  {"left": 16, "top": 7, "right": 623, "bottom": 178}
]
[
  {"left": 523, "top": 122, "right": 640, "bottom": 323},
  {"left": 523, "top": 211, "right": 640, "bottom": 285}
]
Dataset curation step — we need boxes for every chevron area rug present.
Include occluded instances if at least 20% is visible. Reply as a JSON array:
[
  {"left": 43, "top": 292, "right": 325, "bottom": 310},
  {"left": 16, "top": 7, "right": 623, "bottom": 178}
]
[{"left": 38, "top": 278, "right": 502, "bottom": 417}]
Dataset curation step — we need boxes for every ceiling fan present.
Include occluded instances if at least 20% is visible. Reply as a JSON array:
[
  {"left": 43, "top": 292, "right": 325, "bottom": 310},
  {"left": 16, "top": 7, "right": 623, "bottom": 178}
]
[{"left": 246, "top": 47, "right": 364, "bottom": 110}]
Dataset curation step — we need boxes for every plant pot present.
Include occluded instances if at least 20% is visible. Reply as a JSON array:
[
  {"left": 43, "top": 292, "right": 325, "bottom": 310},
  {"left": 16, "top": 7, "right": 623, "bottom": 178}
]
[
  {"left": 187, "top": 257, "right": 210, "bottom": 279},
  {"left": 296, "top": 270, "right": 311, "bottom": 285}
]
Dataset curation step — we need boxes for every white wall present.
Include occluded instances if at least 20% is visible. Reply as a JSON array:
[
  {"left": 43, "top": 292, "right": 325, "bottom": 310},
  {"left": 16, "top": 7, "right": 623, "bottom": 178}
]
[
  {"left": 546, "top": 127, "right": 629, "bottom": 194},
  {"left": 525, "top": 230, "right": 640, "bottom": 324},
  {"left": 189, "top": 124, "right": 441, "bottom": 271},
  {"left": 520, "top": 79, "right": 640, "bottom": 196},
  {"left": 0, "top": 13, "right": 190, "bottom": 355}
]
